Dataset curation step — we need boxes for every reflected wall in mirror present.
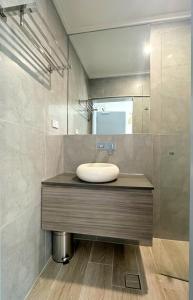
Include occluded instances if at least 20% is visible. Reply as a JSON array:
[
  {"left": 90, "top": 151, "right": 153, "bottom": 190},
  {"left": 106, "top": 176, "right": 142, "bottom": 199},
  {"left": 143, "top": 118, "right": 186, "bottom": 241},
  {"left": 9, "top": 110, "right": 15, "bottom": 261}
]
[
  {"left": 89, "top": 96, "right": 150, "bottom": 134},
  {"left": 68, "top": 24, "right": 150, "bottom": 135}
]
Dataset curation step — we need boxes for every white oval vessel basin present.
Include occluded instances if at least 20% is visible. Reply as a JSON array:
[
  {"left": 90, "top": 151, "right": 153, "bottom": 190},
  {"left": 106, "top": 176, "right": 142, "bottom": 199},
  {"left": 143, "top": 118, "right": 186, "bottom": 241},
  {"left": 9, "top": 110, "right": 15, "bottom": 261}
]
[{"left": 76, "top": 163, "right": 120, "bottom": 183}]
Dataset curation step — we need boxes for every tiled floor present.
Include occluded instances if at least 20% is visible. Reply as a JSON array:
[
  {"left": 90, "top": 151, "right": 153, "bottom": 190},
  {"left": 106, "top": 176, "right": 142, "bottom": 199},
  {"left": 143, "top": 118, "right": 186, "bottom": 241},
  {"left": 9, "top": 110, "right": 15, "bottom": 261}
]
[{"left": 27, "top": 239, "right": 189, "bottom": 300}]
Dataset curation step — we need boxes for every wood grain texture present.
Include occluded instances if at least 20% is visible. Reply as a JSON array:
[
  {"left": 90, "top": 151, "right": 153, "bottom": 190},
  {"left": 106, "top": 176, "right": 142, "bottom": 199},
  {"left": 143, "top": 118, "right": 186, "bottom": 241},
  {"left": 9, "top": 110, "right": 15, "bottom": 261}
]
[
  {"left": 113, "top": 244, "right": 147, "bottom": 293},
  {"left": 42, "top": 186, "right": 153, "bottom": 244},
  {"left": 90, "top": 241, "right": 114, "bottom": 265},
  {"left": 79, "top": 262, "right": 112, "bottom": 300},
  {"left": 113, "top": 245, "right": 138, "bottom": 288},
  {"left": 27, "top": 259, "right": 62, "bottom": 300},
  {"left": 27, "top": 239, "right": 189, "bottom": 300},
  {"left": 47, "top": 240, "right": 91, "bottom": 300},
  {"left": 153, "top": 239, "right": 189, "bottom": 281}
]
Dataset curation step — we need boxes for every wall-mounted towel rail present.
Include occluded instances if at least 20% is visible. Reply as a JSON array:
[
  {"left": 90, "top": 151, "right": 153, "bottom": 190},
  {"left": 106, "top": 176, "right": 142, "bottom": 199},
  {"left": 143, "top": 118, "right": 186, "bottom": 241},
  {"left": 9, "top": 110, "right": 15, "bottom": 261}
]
[
  {"left": 0, "top": 2, "right": 71, "bottom": 76},
  {"left": 77, "top": 100, "right": 98, "bottom": 122}
]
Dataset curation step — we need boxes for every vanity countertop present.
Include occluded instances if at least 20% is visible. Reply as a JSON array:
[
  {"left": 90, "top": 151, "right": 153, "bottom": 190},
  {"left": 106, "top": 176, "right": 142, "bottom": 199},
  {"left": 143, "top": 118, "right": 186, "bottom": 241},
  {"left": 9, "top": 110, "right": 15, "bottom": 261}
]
[{"left": 42, "top": 173, "right": 154, "bottom": 190}]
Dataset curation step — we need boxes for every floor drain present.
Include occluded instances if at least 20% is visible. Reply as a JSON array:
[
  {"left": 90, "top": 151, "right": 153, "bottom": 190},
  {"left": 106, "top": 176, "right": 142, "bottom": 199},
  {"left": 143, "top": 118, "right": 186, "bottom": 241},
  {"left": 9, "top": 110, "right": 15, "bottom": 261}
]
[{"left": 125, "top": 273, "right": 142, "bottom": 290}]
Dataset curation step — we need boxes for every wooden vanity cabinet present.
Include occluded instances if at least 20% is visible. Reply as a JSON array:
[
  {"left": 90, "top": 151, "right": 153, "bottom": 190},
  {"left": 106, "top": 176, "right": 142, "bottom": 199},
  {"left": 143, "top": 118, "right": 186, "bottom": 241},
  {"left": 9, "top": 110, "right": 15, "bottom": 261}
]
[{"left": 42, "top": 173, "right": 153, "bottom": 245}]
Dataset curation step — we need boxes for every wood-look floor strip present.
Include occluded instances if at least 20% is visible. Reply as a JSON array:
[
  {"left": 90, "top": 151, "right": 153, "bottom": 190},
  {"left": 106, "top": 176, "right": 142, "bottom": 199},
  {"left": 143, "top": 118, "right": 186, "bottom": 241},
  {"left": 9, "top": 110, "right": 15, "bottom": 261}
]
[
  {"left": 153, "top": 238, "right": 189, "bottom": 281},
  {"left": 89, "top": 241, "right": 114, "bottom": 265},
  {"left": 79, "top": 262, "right": 112, "bottom": 300},
  {"left": 47, "top": 240, "right": 92, "bottom": 300},
  {"left": 110, "top": 286, "right": 140, "bottom": 300},
  {"left": 140, "top": 244, "right": 188, "bottom": 300},
  {"left": 139, "top": 246, "right": 166, "bottom": 300},
  {"left": 27, "top": 259, "right": 62, "bottom": 300},
  {"left": 27, "top": 239, "right": 189, "bottom": 300},
  {"left": 113, "top": 244, "right": 143, "bottom": 291},
  {"left": 159, "top": 275, "right": 189, "bottom": 300},
  {"left": 135, "top": 247, "right": 148, "bottom": 293}
]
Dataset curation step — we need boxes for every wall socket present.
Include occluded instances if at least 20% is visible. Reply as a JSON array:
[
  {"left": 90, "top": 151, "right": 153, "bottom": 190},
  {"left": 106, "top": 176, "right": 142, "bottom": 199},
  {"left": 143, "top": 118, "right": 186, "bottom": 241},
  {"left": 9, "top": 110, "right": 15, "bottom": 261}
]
[{"left": 51, "top": 119, "right": 59, "bottom": 129}]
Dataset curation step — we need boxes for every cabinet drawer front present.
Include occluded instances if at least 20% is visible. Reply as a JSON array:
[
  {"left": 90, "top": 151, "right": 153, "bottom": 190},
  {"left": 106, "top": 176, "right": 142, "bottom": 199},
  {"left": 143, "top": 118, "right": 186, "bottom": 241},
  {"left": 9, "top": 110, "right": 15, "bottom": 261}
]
[{"left": 42, "top": 186, "right": 153, "bottom": 243}]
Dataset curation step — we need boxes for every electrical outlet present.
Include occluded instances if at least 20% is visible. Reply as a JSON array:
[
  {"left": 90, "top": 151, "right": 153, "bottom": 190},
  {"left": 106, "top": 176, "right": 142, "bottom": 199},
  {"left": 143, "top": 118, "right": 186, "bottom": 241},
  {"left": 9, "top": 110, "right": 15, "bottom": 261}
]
[{"left": 51, "top": 119, "right": 59, "bottom": 129}]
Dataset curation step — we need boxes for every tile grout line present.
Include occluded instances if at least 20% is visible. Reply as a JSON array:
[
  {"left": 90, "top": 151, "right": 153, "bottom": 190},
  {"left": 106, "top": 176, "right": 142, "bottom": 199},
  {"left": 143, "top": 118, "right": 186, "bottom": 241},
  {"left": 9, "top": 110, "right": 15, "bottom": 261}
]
[
  {"left": 88, "top": 241, "right": 94, "bottom": 263},
  {"left": 87, "top": 261, "right": 114, "bottom": 267},
  {"left": 24, "top": 257, "right": 52, "bottom": 300},
  {"left": 0, "top": 118, "right": 47, "bottom": 134},
  {"left": 47, "top": 262, "right": 64, "bottom": 300},
  {"left": 111, "top": 244, "right": 115, "bottom": 288},
  {"left": 77, "top": 241, "right": 94, "bottom": 300}
]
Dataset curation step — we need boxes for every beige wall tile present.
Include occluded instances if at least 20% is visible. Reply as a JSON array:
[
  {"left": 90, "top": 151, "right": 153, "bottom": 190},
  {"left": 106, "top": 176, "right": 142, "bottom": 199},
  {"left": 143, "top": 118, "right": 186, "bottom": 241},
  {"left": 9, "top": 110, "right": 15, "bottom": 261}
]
[
  {"left": 68, "top": 43, "right": 91, "bottom": 135},
  {"left": 63, "top": 134, "right": 153, "bottom": 180},
  {"left": 0, "top": 1, "right": 70, "bottom": 298},
  {"left": 89, "top": 75, "right": 150, "bottom": 98},
  {"left": 150, "top": 21, "right": 191, "bottom": 240}
]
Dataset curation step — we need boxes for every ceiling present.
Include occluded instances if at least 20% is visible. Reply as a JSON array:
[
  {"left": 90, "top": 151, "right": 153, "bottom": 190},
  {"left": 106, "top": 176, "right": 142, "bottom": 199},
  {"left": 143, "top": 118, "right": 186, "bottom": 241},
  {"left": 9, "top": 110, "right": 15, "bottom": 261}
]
[
  {"left": 53, "top": 0, "right": 190, "bottom": 34},
  {"left": 70, "top": 25, "right": 150, "bottom": 79}
]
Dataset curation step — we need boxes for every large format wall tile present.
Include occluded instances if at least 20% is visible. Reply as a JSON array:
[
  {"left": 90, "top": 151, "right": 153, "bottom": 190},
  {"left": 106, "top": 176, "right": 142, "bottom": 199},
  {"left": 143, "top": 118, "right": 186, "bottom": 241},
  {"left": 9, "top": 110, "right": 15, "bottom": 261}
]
[
  {"left": 63, "top": 134, "right": 153, "bottom": 180},
  {"left": 153, "top": 134, "right": 190, "bottom": 191},
  {"left": 0, "top": 0, "right": 71, "bottom": 299},
  {"left": 68, "top": 43, "right": 90, "bottom": 135},
  {"left": 150, "top": 21, "right": 191, "bottom": 240},
  {"left": 0, "top": 52, "right": 25, "bottom": 125},
  {"left": 89, "top": 75, "right": 150, "bottom": 98},
  {"left": 20, "top": 72, "right": 47, "bottom": 132},
  {"left": 46, "top": 0, "right": 68, "bottom": 57},
  {"left": 158, "top": 187, "right": 189, "bottom": 241},
  {"left": 96, "top": 135, "right": 153, "bottom": 180},
  {"left": 160, "top": 142, "right": 190, "bottom": 191},
  {"left": 161, "top": 65, "right": 191, "bottom": 134},
  {"left": 153, "top": 134, "right": 190, "bottom": 238},
  {"left": 45, "top": 135, "right": 65, "bottom": 179},
  {"left": 63, "top": 135, "right": 97, "bottom": 171},
  {"left": 46, "top": 70, "right": 68, "bottom": 135},
  {"left": 0, "top": 122, "right": 44, "bottom": 228},
  {"left": 162, "top": 23, "right": 191, "bottom": 68},
  {"left": 1, "top": 205, "right": 45, "bottom": 300}
]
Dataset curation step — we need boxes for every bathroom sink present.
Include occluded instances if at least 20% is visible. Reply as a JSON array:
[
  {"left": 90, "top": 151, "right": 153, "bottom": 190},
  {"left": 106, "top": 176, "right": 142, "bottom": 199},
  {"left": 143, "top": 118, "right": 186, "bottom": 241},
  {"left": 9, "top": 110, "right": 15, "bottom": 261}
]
[{"left": 76, "top": 163, "right": 120, "bottom": 183}]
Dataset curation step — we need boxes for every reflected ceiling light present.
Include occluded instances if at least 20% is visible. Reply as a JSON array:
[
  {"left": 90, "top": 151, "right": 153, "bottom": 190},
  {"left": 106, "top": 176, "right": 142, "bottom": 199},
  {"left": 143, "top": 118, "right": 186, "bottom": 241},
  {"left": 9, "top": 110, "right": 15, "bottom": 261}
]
[{"left": 144, "top": 44, "right": 152, "bottom": 55}]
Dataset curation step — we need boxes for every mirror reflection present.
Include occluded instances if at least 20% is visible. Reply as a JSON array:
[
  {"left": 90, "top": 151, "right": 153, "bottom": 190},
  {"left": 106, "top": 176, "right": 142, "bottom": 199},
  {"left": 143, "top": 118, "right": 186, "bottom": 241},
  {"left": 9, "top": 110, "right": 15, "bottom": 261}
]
[
  {"left": 69, "top": 24, "right": 150, "bottom": 135},
  {"left": 86, "top": 96, "right": 150, "bottom": 134}
]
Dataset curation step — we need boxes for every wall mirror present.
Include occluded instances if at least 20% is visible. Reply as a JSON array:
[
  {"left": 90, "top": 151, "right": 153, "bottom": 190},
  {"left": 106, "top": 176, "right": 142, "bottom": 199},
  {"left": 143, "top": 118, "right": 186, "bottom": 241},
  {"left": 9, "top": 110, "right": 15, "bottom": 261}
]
[{"left": 68, "top": 24, "right": 151, "bottom": 135}]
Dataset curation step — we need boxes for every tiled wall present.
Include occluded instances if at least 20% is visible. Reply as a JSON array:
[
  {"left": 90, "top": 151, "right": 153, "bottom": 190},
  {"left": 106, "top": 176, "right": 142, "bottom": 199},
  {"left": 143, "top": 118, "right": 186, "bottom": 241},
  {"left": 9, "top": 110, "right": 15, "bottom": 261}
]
[
  {"left": 133, "top": 97, "right": 150, "bottom": 133},
  {"left": 63, "top": 134, "right": 153, "bottom": 180},
  {"left": 151, "top": 21, "right": 191, "bottom": 240},
  {"left": 63, "top": 21, "right": 191, "bottom": 242},
  {"left": 89, "top": 75, "right": 151, "bottom": 134},
  {"left": 68, "top": 43, "right": 90, "bottom": 135},
  {"left": 0, "top": 0, "right": 85, "bottom": 299},
  {"left": 89, "top": 75, "right": 150, "bottom": 98}
]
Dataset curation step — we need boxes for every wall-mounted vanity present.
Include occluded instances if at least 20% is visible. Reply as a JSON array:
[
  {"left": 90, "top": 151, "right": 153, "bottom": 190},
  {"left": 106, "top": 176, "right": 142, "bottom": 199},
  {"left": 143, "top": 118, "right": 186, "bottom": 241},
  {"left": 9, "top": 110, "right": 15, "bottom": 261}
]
[{"left": 42, "top": 173, "right": 154, "bottom": 245}]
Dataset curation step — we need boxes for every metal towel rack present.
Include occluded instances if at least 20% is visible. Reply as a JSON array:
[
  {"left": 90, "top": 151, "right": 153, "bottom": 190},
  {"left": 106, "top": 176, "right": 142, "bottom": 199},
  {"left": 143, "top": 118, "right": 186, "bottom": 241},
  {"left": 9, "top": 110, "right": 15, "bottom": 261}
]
[
  {"left": 77, "top": 99, "right": 98, "bottom": 122},
  {"left": 79, "top": 100, "right": 97, "bottom": 113},
  {"left": 0, "top": 2, "right": 71, "bottom": 76}
]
